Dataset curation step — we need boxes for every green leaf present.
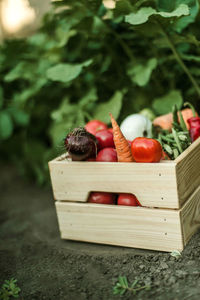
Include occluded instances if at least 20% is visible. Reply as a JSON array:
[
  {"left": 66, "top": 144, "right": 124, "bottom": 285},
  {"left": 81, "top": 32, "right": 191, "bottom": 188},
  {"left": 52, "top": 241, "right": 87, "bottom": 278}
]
[
  {"left": 0, "top": 111, "right": 13, "bottom": 140},
  {"left": 79, "top": 88, "right": 97, "bottom": 108},
  {"left": 157, "top": 0, "right": 176, "bottom": 12},
  {"left": 125, "top": 7, "right": 155, "bottom": 25},
  {"left": 174, "top": 0, "right": 199, "bottom": 33},
  {"left": 46, "top": 59, "right": 93, "bottom": 83},
  {"left": 51, "top": 98, "right": 76, "bottom": 122},
  {"left": 56, "top": 28, "right": 77, "bottom": 48},
  {"left": 0, "top": 86, "right": 3, "bottom": 109},
  {"left": 4, "top": 62, "right": 33, "bottom": 82},
  {"left": 114, "top": 0, "right": 133, "bottom": 17},
  {"left": 125, "top": 4, "right": 189, "bottom": 25},
  {"left": 49, "top": 121, "right": 72, "bottom": 146},
  {"left": 93, "top": 91, "right": 123, "bottom": 123},
  {"left": 9, "top": 108, "right": 30, "bottom": 126},
  {"left": 152, "top": 90, "right": 183, "bottom": 115},
  {"left": 127, "top": 58, "right": 157, "bottom": 86},
  {"left": 180, "top": 54, "right": 200, "bottom": 62}
]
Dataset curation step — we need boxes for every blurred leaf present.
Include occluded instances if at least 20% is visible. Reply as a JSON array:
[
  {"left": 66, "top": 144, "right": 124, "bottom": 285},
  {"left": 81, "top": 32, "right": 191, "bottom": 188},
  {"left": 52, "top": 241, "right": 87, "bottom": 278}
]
[
  {"left": 49, "top": 121, "right": 72, "bottom": 147},
  {"left": 152, "top": 90, "right": 183, "bottom": 115},
  {"left": 180, "top": 54, "right": 200, "bottom": 62},
  {"left": 125, "top": 4, "right": 189, "bottom": 25},
  {"left": 157, "top": 0, "right": 176, "bottom": 11},
  {"left": 4, "top": 62, "right": 33, "bottom": 82},
  {"left": 0, "top": 111, "right": 13, "bottom": 140},
  {"left": 0, "top": 86, "right": 3, "bottom": 109},
  {"left": 114, "top": 0, "right": 133, "bottom": 17},
  {"left": 9, "top": 108, "right": 30, "bottom": 126},
  {"left": 79, "top": 88, "right": 97, "bottom": 108},
  {"left": 93, "top": 91, "right": 123, "bottom": 123},
  {"left": 51, "top": 98, "right": 77, "bottom": 122},
  {"left": 46, "top": 59, "right": 93, "bottom": 82},
  {"left": 56, "top": 29, "right": 77, "bottom": 47},
  {"left": 127, "top": 58, "right": 157, "bottom": 86},
  {"left": 174, "top": 0, "right": 199, "bottom": 33}
]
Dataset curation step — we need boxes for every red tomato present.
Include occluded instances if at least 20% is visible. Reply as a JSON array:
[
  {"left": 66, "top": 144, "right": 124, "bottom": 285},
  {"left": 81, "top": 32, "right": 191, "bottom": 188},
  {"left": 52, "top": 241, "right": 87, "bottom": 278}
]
[
  {"left": 131, "top": 137, "right": 162, "bottom": 163},
  {"left": 96, "top": 148, "right": 117, "bottom": 162},
  {"left": 117, "top": 193, "right": 140, "bottom": 206},
  {"left": 88, "top": 192, "right": 116, "bottom": 204},
  {"left": 107, "top": 128, "right": 113, "bottom": 134},
  {"left": 85, "top": 120, "right": 107, "bottom": 135},
  {"left": 95, "top": 130, "right": 115, "bottom": 149}
]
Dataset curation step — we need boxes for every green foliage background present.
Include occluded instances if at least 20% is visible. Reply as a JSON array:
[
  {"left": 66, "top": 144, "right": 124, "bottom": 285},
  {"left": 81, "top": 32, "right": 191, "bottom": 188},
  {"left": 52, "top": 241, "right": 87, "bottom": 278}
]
[{"left": 0, "top": 0, "right": 200, "bottom": 184}]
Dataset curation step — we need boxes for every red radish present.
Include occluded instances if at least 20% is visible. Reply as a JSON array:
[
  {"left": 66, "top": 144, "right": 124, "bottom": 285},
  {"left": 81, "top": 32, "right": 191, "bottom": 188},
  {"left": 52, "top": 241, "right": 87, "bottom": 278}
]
[
  {"left": 108, "top": 128, "right": 113, "bottom": 134},
  {"left": 117, "top": 193, "right": 140, "bottom": 206},
  {"left": 96, "top": 148, "right": 117, "bottom": 162},
  {"left": 85, "top": 120, "right": 107, "bottom": 135},
  {"left": 95, "top": 129, "right": 115, "bottom": 149},
  {"left": 88, "top": 192, "right": 116, "bottom": 204},
  {"left": 64, "top": 127, "right": 98, "bottom": 161}
]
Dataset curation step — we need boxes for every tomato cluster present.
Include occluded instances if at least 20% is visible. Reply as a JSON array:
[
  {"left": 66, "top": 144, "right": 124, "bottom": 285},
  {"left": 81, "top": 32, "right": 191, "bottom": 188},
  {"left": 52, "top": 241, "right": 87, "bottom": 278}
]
[
  {"left": 85, "top": 120, "right": 117, "bottom": 162},
  {"left": 88, "top": 192, "right": 141, "bottom": 206}
]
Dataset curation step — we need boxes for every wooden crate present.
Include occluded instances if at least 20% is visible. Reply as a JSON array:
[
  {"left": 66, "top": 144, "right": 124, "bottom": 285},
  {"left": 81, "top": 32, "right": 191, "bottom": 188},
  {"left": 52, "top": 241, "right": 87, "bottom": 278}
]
[{"left": 48, "top": 138, "right": 200, "bottom": 252}]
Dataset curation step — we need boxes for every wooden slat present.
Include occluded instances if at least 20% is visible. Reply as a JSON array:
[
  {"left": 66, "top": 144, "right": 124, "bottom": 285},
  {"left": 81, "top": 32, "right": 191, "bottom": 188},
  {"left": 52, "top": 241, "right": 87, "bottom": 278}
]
[
  {"left": 49, "top": 160, "right": 178, "bottom": 208},
  {"left": 176, "top": 138, "right": 200, "bottom": 207},
  {"left": 56, "top": 202, "right": 183, "bottom": 252},
  {"left": 180, "top": 186, "right": 200, "bottom": 246}
]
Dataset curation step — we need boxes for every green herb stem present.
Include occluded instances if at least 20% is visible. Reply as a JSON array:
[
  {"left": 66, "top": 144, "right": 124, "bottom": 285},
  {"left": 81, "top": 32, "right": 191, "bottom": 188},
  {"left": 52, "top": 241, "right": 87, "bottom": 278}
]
[
  {"left": 172, "top": 128, "right": 183, "bottom": 153},
  {"left": 184, "top": 102, "right": 196, "bottom": 117}
]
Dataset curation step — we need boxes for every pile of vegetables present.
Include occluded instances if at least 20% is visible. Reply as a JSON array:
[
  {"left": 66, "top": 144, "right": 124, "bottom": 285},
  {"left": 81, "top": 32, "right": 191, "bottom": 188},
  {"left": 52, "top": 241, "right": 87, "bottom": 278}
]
[
  {"left": 65, "top": 102, "right": 199, "bottom": 164},
  {"left": 63, "top": 102, "right": 200, "bottom": 206}
]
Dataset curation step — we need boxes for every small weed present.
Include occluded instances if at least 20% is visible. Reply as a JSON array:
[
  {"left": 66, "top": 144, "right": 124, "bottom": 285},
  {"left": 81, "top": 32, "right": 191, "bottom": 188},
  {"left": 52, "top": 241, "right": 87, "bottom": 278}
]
[
  {"left": 0, "top": 278, "right": 21, "bottom": 300},
  {"left": 170, "top": 250, "right": 182, "bottom": 258},
  {"left": 113, "top": 276, "right": 151, "bottom": 296}
]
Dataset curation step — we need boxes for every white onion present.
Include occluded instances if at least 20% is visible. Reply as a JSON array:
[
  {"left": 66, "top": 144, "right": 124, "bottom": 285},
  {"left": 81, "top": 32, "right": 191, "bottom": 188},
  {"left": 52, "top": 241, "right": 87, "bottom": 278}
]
[{"left": 120, "top": 114, "right": 152, "bottom": 141}]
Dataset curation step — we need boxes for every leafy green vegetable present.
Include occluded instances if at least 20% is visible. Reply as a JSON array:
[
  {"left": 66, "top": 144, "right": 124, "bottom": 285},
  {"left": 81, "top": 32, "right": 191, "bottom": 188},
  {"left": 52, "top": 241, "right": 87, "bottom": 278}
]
[
  {"left": 46, "top": 60, "right": 93, "bottom": 83},
  {"left": 0, "top": 112, "right": 13, "bottom": 140},
  {"left": 125, "top": 4, "right": 189, "bottom": 25},
  {"left": 94, "top": 91, "right": 123, "bottom": 123},
  {"left": 0, "top": 86, "right": 3, "bottom": 109},
  {"left": 152, "top": 90, "right": 183, "bottom": 115},
  {"left": 127, "top": 58, "right": 157, "bottom": 86}
]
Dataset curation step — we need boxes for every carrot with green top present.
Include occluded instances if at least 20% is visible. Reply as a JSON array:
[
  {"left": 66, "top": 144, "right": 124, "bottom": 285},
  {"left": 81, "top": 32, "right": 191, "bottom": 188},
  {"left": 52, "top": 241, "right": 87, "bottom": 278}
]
[{"left": 109, "top": 113, "right": 134, "bottom": 162}]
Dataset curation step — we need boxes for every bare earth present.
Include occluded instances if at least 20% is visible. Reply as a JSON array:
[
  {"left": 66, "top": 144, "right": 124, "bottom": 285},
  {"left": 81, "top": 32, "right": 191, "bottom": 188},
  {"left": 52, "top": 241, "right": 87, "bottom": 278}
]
[{"left": 1, "top": 164, "right": 200, "bottom": 300}]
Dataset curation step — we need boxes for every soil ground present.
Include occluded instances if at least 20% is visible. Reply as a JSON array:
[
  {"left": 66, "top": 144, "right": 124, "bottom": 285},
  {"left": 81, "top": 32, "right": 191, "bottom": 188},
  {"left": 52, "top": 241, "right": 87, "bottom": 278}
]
[{"left": 1, "top": 164, "right": 200, "bottom": 300}]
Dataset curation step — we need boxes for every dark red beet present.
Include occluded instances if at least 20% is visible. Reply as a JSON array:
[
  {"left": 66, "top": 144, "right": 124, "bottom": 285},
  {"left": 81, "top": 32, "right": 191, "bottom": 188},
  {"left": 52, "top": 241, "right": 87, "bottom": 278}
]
[{"left": 64, "top": 127, "right": 98, "bottom": 161}]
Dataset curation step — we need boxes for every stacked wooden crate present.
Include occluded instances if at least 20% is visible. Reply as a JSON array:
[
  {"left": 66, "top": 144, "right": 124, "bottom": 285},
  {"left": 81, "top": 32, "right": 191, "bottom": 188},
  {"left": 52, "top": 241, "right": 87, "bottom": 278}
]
[{"left": 49, "top": 138, "right": 200, "bottom": 252}]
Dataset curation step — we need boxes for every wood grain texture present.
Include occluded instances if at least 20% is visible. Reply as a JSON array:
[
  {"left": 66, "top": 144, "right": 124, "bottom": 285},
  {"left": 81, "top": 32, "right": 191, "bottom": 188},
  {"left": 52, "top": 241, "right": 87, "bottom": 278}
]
[
  {"left": 181, "top": 186, "right": 200, "bottom": 246},
  {"left": 176, "top": 138, "right": 200, "bottom": 207},
  {"left": 49, "top": 159, "right": 178, "bottom": 208},
  {"left": 55, "top": 202, "right": 183, "bottom": 252}
]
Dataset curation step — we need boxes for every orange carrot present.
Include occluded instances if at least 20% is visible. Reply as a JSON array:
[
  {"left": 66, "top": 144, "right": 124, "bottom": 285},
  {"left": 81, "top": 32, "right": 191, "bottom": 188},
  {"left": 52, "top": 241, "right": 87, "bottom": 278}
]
[
  {"left": 109, "top": 113, "right": 134, "bottom": 162},
  {"left": 153, "top": 108, "right": 198, "bottom": 130}
]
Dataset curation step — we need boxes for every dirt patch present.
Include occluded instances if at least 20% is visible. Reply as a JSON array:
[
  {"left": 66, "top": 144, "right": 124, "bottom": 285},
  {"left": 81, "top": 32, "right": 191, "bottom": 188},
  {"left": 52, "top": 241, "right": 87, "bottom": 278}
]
[{"left": 1, "top": 164, "right": 200, "bottom": 300}]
